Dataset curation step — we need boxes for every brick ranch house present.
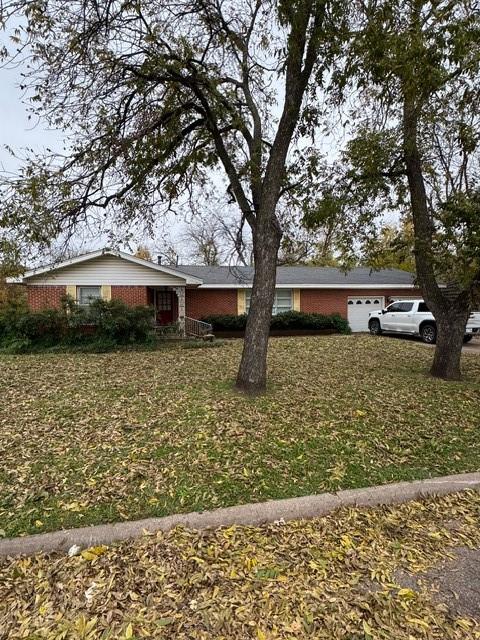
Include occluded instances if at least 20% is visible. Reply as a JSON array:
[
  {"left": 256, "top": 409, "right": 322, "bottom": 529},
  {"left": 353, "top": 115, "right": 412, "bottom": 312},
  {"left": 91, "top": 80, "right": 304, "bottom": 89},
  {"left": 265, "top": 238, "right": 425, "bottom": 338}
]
[{"left": 10, "top": 248, "right": 421, "bottom": 332}]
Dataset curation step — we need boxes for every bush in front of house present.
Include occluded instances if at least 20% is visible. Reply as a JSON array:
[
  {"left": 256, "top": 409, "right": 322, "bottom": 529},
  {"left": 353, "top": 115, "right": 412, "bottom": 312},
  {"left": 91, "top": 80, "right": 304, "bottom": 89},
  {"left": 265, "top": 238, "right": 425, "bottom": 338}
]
[
  {"left": 202, "top": 313, "right": 248, "bottom": 331},
  {"left": 329, "top": 314, "right": 352, "bottom": 335},
  {"left": 0, "top": 298, "right": 27, "bottom": 341},
  {"left": 0, "top": 303, "right": 67, "bottom": 349},
  {"left": 84, "top": 298, "right": 154, "bottom": 344},
  {"left": 270, "top": 310, "right": 351, "bottom": 333},
  {"left": 202, "top": 311, "right": 351, "bottom": 334},
  {"left": 0, "top": 297, "right": 155, "bottom": 352}
]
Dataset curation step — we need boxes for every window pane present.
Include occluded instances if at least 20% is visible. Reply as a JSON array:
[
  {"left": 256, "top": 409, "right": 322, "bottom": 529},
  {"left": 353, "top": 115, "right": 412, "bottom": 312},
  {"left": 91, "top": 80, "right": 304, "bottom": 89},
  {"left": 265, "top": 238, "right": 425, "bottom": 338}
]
[
  {"left": 246, "top": 289, "right": 292, "bottom": 315},
  {"left": 78, "top": 286, "right": 101, "bottom": 305},
  {"left": 399, "top": 302, "right": 413, "bottom": 312},
  {"left": 418, "top": 302, "right": 430, "bottom": 312},
  {"left": 157, "top": 291, "right": 172, "bottom": 310},
  {"left": 273, "top": 290, "right": 292, "bottom": 315},
  {"left": 388, "top": 303, "right": 402, "bottom": 312}
]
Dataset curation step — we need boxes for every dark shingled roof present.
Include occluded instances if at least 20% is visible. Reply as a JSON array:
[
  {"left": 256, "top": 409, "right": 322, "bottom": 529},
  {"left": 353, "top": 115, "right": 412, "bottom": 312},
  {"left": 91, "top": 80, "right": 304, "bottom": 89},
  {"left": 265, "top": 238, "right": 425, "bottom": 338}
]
[{"left": 174, "top": 265, "right": 416, "bottom": 286}]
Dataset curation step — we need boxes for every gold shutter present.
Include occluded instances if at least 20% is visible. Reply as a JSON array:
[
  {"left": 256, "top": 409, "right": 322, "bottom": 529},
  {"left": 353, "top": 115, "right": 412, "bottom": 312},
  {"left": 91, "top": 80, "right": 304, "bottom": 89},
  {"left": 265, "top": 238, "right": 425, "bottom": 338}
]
[
  {"left": 101, "top": 285, "right": 112, "bottom": 301},
  {"left": 237, "top": 289, "right": 246, "bottom": 315},
  {"left": 66, "top": 285, "right": 76, "bottom": 300},
  {"left": 293, "top": 289, "right": 301, "bottom": 311}
]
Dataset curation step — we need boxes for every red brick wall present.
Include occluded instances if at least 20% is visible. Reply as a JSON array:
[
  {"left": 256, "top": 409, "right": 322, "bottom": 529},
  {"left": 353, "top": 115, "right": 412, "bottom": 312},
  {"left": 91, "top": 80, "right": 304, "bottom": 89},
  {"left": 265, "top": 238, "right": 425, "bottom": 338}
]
[
  {"left": 27, "top": 285, "right": 66, "bottom": 310},
  {"left": 26, "top": 284, "right": 421, "bottom": 319},
  {"left": 186, "top": 288, "right": 237, "bottom": 319},
  {"left": 300, "top": 288, "right": 422, "bottom": 318},
  {"left": 111, "top": 286, "right": 149, "bottom": 306}
]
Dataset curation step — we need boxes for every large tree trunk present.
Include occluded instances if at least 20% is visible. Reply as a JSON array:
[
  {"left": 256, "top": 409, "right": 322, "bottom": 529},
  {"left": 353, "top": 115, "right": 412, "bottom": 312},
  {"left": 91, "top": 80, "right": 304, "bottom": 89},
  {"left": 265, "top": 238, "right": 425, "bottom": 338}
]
[
  {"left": 430, "top": 307, "right": 469, "bottom": 381},
  {"left": 231, "top": 3, "right": 322, "bottom": 394},
  {"left": 402, "top": 97, "right": 469, "bottom": 381},
  {"left": 235, "top": 214, "right": 281, "bottom": 394}
]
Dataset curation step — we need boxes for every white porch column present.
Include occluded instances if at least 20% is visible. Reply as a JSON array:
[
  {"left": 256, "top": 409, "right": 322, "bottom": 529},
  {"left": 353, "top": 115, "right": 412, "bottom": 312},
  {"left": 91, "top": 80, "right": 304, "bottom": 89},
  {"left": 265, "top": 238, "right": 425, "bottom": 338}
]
[{"left": 173, "top": 286, "right": 186, "bottom": 336}]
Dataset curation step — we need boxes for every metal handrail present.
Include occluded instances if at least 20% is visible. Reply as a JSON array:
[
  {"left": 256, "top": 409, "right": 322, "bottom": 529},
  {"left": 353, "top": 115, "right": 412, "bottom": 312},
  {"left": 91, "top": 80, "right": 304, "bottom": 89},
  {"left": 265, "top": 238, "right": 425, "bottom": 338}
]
[{"left": 184, "top": 317, "right": 213, "bottom": 338}]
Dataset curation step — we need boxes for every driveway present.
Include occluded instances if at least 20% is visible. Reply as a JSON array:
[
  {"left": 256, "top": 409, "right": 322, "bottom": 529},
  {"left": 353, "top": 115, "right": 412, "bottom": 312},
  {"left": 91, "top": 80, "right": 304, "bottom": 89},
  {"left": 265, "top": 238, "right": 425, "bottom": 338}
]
[
  {"left": 372, "top": 332, "right": 480, "bottom": 353},
  {"left": 463, "top": 338, "right": 480, "bottom": 354}
]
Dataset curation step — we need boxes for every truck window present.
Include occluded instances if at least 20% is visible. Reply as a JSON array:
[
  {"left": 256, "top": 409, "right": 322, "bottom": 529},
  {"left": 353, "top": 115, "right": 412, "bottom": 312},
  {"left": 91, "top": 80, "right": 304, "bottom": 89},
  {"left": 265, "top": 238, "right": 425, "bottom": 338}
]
[
  {"left": 387, "top": 302, "right": 412, "bottom": 313},
  {"left": 386, "top": 303, "right": 402, "bottom": 312}
]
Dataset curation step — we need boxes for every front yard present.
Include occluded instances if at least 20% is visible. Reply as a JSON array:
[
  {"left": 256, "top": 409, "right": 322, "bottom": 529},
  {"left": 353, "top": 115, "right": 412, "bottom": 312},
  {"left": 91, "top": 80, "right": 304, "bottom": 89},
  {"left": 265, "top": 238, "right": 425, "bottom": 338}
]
[
  {"left": 2, "top": 491, "right": 480, "bottom": 638},
  {"left": 1, "top": 335, "right": 479, "bottom": 537}
]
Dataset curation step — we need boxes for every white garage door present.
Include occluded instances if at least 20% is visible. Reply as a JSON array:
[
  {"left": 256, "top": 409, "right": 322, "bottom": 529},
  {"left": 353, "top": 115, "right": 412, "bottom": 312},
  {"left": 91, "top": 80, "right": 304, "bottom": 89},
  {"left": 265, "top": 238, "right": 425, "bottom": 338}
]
[{"left": 348, "top": 297, "right": 384, "bottom": 332}]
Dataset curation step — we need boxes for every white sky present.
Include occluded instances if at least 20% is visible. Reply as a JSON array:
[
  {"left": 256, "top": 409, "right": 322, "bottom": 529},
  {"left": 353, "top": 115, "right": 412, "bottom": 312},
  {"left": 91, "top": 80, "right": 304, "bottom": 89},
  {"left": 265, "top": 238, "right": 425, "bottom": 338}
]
[{"left": 0, "top": 58, "right": 61, "bottom": 176}]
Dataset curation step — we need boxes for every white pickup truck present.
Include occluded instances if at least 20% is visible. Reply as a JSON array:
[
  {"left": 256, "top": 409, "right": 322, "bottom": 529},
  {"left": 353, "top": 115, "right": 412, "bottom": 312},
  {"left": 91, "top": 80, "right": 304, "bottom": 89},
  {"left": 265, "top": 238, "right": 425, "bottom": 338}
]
[{"left": 368, "top": 299, "right": 480, "bottom": 344}]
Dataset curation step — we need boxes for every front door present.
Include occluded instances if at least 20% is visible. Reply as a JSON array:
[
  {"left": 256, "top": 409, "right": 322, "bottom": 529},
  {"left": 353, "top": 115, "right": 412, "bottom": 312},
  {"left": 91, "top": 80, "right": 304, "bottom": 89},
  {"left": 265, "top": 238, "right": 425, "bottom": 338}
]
[{"left": 156, "top": 290, "right": 174, "bottom": 325}]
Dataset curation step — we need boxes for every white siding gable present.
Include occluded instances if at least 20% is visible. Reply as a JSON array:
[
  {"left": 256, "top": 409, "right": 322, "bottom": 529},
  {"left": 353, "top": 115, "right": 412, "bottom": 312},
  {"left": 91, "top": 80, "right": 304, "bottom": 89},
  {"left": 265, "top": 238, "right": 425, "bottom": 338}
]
[{"left": 28, "top": 255, "right": 188, "bottom": 286}]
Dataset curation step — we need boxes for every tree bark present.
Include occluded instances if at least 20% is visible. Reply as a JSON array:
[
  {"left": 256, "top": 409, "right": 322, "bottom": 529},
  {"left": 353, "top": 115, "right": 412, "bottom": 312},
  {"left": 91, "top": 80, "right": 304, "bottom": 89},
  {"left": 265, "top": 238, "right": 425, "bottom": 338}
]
[
  {"left": 220, "top": 2, "right": 324, "bottom": 394},
  {"left": 402, "top": 96, "right": 469, "bottom": 380},
  {"left": 430, "top": 309, "right": 470, "bottom": 380},
  {"left": 235, "top": 213, "right": 282, "bottom": 394}
]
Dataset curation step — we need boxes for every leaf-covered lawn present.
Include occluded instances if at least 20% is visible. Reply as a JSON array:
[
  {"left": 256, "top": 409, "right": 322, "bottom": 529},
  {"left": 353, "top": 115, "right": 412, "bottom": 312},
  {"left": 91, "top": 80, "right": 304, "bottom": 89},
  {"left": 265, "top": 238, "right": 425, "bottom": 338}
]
[
  {"left": 1, "top": 491, "right": 480, "bottom": 639},
  {"left": 0, "top": 335, "right": 479, "bottom": 537}
]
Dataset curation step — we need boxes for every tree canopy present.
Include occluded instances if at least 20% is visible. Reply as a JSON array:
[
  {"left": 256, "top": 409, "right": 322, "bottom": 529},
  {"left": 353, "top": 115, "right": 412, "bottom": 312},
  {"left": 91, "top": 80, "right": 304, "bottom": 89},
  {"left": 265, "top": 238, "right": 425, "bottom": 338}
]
[
  {"left": 0, "top": 0, "right": 344, "bottom": 250},
  {"left": 0, "top": 0, "right": 348, "bottom": 392}
]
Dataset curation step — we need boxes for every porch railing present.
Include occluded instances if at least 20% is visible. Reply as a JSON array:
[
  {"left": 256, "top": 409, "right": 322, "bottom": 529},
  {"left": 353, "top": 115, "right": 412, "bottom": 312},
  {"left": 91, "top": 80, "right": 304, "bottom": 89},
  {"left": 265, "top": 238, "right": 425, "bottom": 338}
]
[{"left": 184, "top": 317, "right": 213, "bottom": 338}]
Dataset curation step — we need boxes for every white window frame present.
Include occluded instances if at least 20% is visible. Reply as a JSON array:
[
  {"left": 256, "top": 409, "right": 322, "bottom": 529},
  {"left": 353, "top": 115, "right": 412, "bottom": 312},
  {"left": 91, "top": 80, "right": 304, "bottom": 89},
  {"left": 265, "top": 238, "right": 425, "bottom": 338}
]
[
  {"left": 77, "top": 285, "right": 102, "bottom": 306},
  {"left": 245, "top": 289, "right": 293, "bottom": 315}
]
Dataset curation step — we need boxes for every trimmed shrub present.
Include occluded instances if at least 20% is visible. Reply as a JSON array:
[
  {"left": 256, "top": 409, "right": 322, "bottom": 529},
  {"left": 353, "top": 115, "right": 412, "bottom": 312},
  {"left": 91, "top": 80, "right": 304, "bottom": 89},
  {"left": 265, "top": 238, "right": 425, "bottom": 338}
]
[
  {"left": 201, "top": 311, "right": 351, "bottom": 334},
  {"left": 202, "top": 314, "right": 248, "bottom": 331},
  {"left": 329, "top": 313, "right": 351, "bottom": 335}
]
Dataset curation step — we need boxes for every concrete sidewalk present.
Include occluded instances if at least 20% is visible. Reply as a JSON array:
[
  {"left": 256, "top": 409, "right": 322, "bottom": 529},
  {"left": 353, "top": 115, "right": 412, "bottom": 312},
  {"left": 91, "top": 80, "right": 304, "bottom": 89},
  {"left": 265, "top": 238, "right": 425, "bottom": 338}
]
[{"left": 1, "top": 471, "right": 479, "bottom": 558}]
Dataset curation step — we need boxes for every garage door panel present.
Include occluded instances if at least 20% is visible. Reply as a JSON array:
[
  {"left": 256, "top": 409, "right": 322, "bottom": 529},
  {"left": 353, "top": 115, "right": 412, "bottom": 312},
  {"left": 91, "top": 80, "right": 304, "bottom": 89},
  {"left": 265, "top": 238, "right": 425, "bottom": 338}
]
[{"left": 348, "top": 297, "right": 384, "bottom": 332}]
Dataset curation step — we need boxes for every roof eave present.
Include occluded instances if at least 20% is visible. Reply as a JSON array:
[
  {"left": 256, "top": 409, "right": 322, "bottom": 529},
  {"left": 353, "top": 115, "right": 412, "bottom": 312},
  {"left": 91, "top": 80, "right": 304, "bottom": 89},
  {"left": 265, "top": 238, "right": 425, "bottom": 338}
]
[
  {"left": 199, "top": 283, "right": 418, "bottom": 289},
  {"left": 16, "top": 248, "right": 203, "bottom": 285}
]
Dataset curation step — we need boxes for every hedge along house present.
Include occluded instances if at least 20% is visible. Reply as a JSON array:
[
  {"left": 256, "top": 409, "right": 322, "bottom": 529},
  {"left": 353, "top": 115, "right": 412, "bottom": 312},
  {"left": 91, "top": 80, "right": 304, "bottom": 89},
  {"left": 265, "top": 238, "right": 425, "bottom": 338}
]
[{"left": 10, "top": 248, "right": 421, "bottom": 333}]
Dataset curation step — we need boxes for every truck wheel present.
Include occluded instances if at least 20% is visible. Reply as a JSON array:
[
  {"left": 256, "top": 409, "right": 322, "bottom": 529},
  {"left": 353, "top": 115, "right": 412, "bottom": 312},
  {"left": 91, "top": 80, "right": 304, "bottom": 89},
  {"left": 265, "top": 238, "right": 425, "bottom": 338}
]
[
  {"left": 421, "top": 323, "right": 437, "bottom": 344},
  {"left": 463, "top": 335, "right": 473, "bottom": 344},
  {"left": 369, "top": 319, "right": 382, "bottom": 336}
]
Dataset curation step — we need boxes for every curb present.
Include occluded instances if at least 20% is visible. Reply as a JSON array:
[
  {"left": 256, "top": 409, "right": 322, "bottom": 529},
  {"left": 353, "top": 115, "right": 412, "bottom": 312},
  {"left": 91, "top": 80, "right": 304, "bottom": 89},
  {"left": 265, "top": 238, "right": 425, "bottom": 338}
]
[{"left": 1, "top": 472, "right": 479, "bottom": 558}]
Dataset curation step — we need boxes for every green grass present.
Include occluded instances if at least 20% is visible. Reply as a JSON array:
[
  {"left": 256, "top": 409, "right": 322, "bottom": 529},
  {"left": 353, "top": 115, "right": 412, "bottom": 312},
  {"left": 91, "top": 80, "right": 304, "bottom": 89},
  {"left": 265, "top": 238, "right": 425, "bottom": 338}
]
[{"left": 1, "top": 335, "right": 479, "bottom": 537}]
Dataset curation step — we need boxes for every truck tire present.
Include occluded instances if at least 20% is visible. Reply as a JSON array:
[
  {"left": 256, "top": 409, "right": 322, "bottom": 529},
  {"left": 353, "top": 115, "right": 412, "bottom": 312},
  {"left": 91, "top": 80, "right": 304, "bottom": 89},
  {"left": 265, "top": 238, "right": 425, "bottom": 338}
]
[
  {"left": 463, "top": 335, "right": 473, "bottom": 344},
  {"left": 369, "top": 319, "right": 382, "bottom": 335},
  {"left": 420, "top": 323, "right": 437, "bottom": 344}
]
